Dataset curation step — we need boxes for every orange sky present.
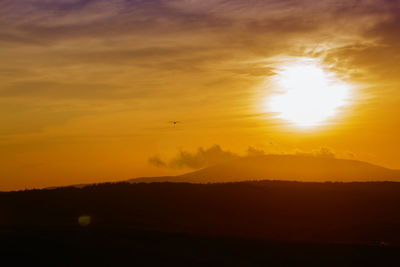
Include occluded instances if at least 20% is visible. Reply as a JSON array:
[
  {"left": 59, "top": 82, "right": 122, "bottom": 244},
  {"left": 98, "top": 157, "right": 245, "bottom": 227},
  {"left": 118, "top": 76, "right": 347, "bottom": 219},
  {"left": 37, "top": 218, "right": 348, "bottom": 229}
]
[{"left": 0, "top": 0, "right": 400, "bottom": 190}]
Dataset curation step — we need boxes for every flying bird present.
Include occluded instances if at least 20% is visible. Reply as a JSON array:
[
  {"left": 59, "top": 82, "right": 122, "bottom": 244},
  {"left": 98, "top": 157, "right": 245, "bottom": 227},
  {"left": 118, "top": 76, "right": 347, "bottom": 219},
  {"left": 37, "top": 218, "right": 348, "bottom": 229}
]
[{"left": 169, "top": 121, "right": 181, "bottom": 126}]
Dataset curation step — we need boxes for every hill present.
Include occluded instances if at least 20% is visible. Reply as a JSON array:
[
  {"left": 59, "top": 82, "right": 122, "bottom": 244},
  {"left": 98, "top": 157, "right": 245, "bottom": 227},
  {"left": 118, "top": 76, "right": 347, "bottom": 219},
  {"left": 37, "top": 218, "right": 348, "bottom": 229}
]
[
  {"left": 2, "top": 180, "right": 400, "bottom": 265},
  {"left": 2, "top": 180, "right": 400, "bottom": 244},
  {"left": 128, "top": 155, "right": 400, "bottom": 183}
]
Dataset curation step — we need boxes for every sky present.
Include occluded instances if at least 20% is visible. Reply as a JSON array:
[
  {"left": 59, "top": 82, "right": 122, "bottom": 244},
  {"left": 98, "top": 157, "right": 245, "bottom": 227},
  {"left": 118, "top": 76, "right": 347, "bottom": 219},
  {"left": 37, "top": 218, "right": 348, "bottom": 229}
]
[{"left": 0, "top": 0, "right": 400, "bottom": 190}]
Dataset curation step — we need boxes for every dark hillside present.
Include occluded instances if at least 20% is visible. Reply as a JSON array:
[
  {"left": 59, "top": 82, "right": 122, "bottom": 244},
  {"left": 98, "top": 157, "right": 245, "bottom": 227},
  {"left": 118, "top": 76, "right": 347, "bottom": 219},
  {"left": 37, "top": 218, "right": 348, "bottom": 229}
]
[
  {"left": 2, "top": 181, "right": 400, "bottom": 244},
  {"left": 2, "top": 181, "right": 400, "bottom": 266}
]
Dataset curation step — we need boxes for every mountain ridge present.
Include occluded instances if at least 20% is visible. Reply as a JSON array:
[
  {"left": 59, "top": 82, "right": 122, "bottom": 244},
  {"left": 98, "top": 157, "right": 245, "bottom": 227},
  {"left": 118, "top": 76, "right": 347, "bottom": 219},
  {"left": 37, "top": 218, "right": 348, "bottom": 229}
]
[{"left": 127, "top": 155, "right": 400, "bottom": 184}]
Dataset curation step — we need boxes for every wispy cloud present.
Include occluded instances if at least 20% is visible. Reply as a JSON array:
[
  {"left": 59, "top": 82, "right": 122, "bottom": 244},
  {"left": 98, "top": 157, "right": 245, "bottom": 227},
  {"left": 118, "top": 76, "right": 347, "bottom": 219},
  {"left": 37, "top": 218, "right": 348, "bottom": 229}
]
[
  {"left": 1, "top": 0, "right": 396, "bottom": 102},
  {"left": 149, "top": 145, "right": 239, "bottom": 169},
  {"left": 148, "top": 145, "right": 354, "bottom": 170}
]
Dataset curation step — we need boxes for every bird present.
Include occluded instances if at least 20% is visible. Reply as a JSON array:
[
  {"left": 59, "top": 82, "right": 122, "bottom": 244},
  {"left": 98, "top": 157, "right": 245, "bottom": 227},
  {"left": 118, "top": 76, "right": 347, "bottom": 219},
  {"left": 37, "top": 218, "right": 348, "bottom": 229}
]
[{"left": 169, "top": 121, "right": 181, "bottom": 126}]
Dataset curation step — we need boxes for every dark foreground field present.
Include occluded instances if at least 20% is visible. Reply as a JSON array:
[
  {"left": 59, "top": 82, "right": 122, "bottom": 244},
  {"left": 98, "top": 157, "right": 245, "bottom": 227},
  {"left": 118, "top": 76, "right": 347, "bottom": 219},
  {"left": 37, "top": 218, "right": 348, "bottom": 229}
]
[
  {"left": 1, "top": 226, "right": 400, "bottom": 266},
  {"left": 1, "top": 181, "right": 400, "bottom": 266}
]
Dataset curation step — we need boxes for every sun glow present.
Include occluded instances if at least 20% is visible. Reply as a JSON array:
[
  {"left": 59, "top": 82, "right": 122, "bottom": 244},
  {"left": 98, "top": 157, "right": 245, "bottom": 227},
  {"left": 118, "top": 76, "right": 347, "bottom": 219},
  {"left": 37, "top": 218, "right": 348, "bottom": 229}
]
[{"left": 268, "top": 59, "right": 351, "bottom": 127}]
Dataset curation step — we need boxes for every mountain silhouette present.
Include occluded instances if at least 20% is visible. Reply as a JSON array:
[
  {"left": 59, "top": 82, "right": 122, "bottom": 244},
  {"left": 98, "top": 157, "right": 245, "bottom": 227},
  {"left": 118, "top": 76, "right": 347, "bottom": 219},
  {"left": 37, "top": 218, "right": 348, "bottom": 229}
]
[{"left": 129, "top": 155, "right": 400, "bottom": 183}]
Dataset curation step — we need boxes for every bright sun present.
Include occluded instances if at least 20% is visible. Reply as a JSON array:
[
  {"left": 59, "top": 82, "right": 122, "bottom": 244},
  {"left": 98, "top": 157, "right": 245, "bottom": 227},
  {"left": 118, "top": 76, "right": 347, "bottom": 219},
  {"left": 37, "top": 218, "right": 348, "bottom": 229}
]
[{"left": 268, "top": 59, "right": 351, "bottom": 127}]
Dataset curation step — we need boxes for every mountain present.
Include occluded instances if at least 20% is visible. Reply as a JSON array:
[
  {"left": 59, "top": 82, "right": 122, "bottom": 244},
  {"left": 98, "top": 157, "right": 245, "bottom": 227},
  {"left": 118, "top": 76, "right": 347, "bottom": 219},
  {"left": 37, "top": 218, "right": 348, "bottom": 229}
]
[{"left": 128, "top": 155, "right": 400, "bottom": 183}]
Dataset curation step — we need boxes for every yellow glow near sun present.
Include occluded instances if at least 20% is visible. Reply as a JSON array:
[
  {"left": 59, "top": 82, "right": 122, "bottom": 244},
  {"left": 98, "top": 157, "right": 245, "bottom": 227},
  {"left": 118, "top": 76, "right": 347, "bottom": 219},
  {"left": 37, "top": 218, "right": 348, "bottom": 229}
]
[{"left": 268, "top": 59, "right": 351, "bottom": 127}]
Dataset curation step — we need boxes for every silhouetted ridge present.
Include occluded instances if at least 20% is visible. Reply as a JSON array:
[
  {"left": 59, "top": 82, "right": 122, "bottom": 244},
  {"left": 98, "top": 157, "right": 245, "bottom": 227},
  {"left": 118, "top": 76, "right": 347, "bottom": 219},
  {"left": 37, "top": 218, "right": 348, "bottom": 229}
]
[{"left": 128, "top": 155, "right": 400, "bottom": 184}]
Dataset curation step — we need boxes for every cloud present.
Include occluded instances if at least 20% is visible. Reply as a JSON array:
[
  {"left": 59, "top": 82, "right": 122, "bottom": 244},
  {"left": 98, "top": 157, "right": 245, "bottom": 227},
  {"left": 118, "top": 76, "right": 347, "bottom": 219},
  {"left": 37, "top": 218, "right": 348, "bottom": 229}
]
[
  {"left": 1, "top": 0, "right": 396, "bottom": 104},
  {"left": 148, "top": 155, "right": 167, "bottom": 168},
  {"left": 324, "top": 12, "right": 400, "bottom": 84},
  {"left": 1, "top": 1, "right": 398, "bottom": 143},
  {"left": 149, "top": 145, "right": 239, "bottom": 169},
  {"left": 247, "top": 146, "right": 266, "bottom": 157},
  {"left": 170, "top": 145, "right": 239, "bottom": 169},
  {"left": 345, "top": 151, "right": 356, "bottom": 159},
  {"left": 295, "top": 147, "right": 336, "bottom": 159},
  {"left": 149, "top": 145, "right": 346, "bottom": 170}
]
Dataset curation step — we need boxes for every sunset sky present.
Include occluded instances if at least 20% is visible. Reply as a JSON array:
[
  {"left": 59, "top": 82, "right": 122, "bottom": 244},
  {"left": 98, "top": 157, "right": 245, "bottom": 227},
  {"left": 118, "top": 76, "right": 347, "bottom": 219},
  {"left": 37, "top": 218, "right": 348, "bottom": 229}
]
[{"left": 1, "top": 0, "right": 400, "bottom": 190}]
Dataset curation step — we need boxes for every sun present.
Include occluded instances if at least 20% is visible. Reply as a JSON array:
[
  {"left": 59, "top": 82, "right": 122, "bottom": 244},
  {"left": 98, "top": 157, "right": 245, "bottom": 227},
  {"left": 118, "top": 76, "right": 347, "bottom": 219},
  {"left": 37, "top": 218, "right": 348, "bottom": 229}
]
[{"left": 268, "top": 59, "right": 351, "bottom": 127}]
